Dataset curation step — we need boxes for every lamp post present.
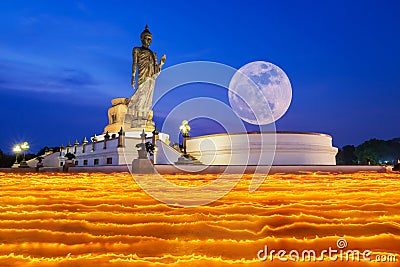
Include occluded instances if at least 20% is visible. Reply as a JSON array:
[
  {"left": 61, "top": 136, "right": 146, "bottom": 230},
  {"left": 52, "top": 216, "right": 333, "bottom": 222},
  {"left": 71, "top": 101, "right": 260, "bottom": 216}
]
[
  {"left": 12, "top": 144, "right": 21, "bottom": 168},
  {"left": 179, "top": 120, "right": 191, "bottom": 157},
  {"left": 60, "top": 144, "right": 65, "bottom": 156},
  {"left": 19, "top": 141, "right": 30, "bottom": 168}
]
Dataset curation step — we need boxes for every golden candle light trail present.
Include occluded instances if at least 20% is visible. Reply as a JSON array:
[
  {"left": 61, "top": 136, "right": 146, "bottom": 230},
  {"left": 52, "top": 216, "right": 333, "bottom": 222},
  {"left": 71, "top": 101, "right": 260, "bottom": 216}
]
[{"left": 0, "top": 171, "right": 399, "bottom": 266}]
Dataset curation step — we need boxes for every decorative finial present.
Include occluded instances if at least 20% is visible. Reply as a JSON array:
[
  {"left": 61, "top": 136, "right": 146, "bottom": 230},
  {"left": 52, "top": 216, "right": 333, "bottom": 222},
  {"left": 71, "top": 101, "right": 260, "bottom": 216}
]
[
  {"left": 152, "top": 127, "right": 159, "bottom": 135},
  {"left": 140, "top": 129, "right": 147, "bottom": 143},
  {"left": 118, "top": 127, "right": 124, "bottom": 136},
  {"left": 140, "top": 24, "right": 152, "bottom": 39}
]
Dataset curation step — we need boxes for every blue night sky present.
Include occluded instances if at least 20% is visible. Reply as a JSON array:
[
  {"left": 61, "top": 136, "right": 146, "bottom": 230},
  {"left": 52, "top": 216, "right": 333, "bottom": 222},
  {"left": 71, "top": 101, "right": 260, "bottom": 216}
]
[{"left": 0, "top": 0, "right": 399, "bottom": 154}]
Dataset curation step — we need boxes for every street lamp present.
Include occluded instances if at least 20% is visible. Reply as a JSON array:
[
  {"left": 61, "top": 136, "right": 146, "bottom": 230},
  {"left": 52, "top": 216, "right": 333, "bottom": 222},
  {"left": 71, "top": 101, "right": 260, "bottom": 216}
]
[
  {"left": 12, "top": 144, "right": 21, "bottom": 168},
  {"left": 179, "top": 120, "right": 191, "bottom": 157},
  {"left": 19, "top": 141, "right": 30, "bottom": 168}
]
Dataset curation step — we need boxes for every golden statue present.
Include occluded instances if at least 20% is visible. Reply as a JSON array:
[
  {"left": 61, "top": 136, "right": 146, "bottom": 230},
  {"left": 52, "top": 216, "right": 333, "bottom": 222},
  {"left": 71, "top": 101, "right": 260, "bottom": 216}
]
[
  {"left": 125, "top": 25, "right": 166, "bottom": 131},
  {"left": 104, "top": 25, "right": 166, "bottom": 133},
  {"left": 131, "top": 25, "right": 166, "bottom": 88}
]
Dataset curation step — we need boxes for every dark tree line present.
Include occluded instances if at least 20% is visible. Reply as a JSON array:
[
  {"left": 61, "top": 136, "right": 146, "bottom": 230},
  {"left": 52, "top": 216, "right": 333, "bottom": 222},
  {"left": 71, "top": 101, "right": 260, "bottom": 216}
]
[
  {"left": 0, "top": 149, "right": 36, "bottom": 168},
  {"left": 336, "top": 138, "right": 400, "bottom": 166},
  {"left": 0, "top": 146, "right": 60, "bottom": 168}
]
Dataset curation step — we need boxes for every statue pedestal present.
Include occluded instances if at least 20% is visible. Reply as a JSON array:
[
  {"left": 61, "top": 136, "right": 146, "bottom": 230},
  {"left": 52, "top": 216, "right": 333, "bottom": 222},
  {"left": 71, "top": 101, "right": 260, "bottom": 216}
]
[
  {"left": 132, "top": 158, "right": 155, "bottom": 174},
  {"left": 103, "top": 98, "right": 155, "bottom": 133},
  {"left": 124, "top": 110, "right": 155, "bottom": 133},
  {"left": 125, "top": 125, "right": 155, "bottom": 133}
]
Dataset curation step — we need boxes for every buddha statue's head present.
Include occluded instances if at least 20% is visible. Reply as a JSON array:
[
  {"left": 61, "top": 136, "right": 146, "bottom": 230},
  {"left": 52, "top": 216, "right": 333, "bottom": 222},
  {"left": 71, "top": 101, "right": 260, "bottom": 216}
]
[{"left": 140, "top": 25, "right": 152, "bottom": 48}]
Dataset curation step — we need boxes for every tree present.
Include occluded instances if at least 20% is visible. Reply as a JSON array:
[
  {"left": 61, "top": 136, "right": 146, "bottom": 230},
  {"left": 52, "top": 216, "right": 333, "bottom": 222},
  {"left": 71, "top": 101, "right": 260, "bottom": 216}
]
[
  {"left": 336, "top": 145, "right": 357, "bottom": 165},
  {"left": 391, "top": 138, "right": 400, "bottom": 143},
  {"left": 135, "top": 142, "right": 154, "bottom": 156},
  {"left": 355, "top": 138, "right": 400, "bottom": 165},
  {"left": 0, "top": 149, "right": 4, "bottom": 167},
  {"left": 64, "top": 153, "right": 76, "bottom": 160},
  {"left": 0, "top": 149, "right": 17, "bottom": 168}
]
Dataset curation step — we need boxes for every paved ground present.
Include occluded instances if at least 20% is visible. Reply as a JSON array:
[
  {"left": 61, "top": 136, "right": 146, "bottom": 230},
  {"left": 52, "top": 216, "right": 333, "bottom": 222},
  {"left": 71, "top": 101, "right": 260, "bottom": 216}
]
[{"left": 0, "top": 165, "right": 390, "bottom": 174}]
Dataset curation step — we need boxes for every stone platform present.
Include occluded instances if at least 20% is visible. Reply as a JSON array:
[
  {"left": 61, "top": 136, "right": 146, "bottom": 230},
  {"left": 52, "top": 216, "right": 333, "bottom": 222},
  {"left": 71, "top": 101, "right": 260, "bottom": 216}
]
[{"left": 184, "top": 131, "right": 338, "bottom": 166}]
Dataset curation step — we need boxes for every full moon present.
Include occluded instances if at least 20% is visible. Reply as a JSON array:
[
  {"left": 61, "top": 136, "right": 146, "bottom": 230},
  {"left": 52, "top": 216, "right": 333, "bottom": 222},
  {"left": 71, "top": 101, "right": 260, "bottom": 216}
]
[{"left": 228, "top": 61, "right": 292, "bottom": 125}]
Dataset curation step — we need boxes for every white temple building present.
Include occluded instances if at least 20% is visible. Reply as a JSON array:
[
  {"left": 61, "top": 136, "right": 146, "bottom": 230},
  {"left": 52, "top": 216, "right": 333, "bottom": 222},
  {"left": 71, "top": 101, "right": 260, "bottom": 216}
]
[{"left": 28, "top": 129, "right": 337, "bottom": 169}]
